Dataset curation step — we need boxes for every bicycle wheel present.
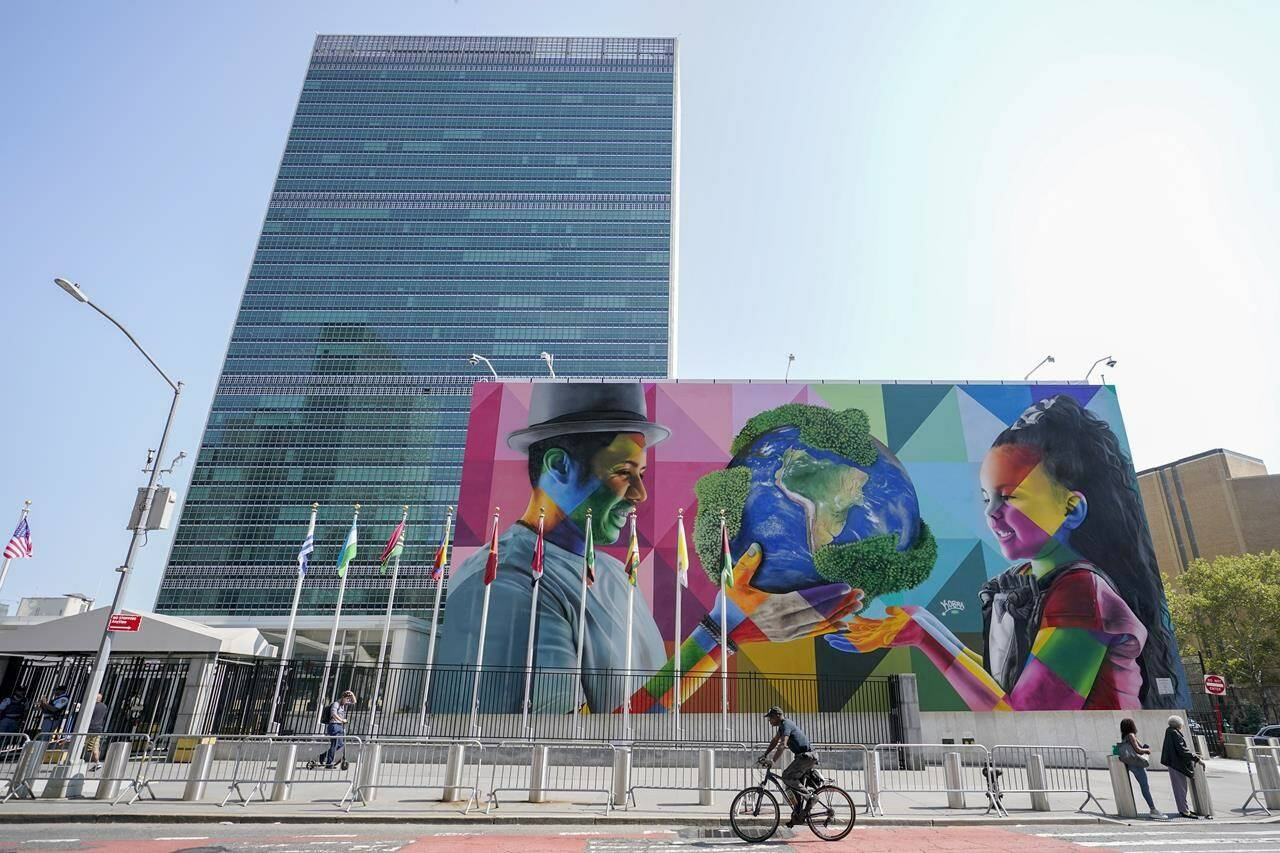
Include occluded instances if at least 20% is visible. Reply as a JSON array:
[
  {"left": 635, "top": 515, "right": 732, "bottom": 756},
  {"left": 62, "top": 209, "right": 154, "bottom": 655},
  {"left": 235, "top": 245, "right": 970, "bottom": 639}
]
[
  {"left": 729, "top": 786, "right": 780, "bottom": 843},
  {"left": 806, "top": 785, "right": 855, "bottom": 841}
]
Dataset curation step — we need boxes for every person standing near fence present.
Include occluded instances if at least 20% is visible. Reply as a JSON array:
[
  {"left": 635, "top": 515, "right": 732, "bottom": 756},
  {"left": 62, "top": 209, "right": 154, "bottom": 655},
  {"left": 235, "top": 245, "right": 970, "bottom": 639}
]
[
  {"left": 319, "top": 690, "right": 355, "bottom": 768},
  {"left": 0, "top": 686, "right": 29, "bottom": 734},
  {"left": 38, "top": 685, "right": 71, "bottom": 735},
  {"left": 1161, "top": 715, "right": 1203, "bottom": 818},
  {"left": 83, "top": 693, "right": 108, "bottom": 770},
  {"left": 1119, "top": 717, "right": 1163, "bottom": 819}
]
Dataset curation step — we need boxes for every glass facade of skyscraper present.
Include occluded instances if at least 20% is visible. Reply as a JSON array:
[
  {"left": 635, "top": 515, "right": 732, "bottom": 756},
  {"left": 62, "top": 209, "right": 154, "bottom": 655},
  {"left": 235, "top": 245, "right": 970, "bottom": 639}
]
[{"left": 155, "top": 35, "right": 676, "bottom": 618}]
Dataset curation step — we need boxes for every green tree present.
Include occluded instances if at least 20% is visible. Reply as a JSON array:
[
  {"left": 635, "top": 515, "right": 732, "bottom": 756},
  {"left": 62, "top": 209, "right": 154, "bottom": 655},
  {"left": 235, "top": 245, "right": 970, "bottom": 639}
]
[{"left": 1165, "top": 551, "right": 1280, "bottom": 696}]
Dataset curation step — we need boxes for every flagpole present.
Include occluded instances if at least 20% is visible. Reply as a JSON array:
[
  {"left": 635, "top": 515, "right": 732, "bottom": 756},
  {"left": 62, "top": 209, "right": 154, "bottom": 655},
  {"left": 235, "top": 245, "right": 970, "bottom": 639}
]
[
  {"left": 469, "top": 507, "right": 499, "bottom": 738},
  {"left": 673, "top": 508, "right": 684, "bottom": 738},
  {"left": 0, "top": 500, "right": 31, "bottom": 597},
  {"left": 418, "top": 506, "right": 452, "bottom": 732},
  {"left": 319, "top": 503, "right": 359, "bottom": 730},
  {"left": 624, "top": 509, "right": 637, "bottom": 740},
  {"left": 369, "top": 505, "right": 409, "bottom": 739},
  {"left": 269, "top": 502, "right": 317, "bottom": 734},
  {"left": 520, "top": 508, "right": 545, "bottom": 738},
  {"left": 719, "top": 509, "right": 730, "bottom": 738},
  {"left": 573, "top": 508, "right": 592, "bottom": 733}
]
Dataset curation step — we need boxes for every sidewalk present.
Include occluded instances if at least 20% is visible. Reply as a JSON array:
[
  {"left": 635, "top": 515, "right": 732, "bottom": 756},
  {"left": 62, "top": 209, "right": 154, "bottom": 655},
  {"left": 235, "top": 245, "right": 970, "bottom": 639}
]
[{"left": 0, "top": 759, "right": 1269, "bottom": 826}]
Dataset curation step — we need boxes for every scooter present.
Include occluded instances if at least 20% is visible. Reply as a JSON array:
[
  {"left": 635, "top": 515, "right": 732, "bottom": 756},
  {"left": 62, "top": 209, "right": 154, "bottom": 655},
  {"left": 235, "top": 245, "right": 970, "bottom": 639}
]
[{"left": 306, "top": 743, "right": 350, "bottom": 771}]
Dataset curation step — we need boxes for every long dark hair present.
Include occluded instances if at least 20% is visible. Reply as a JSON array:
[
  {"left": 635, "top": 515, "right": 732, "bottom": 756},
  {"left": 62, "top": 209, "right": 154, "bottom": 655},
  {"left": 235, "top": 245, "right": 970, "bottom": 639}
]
[{"left": 992, "top": 394, "right": 1182, "bottom": 708}]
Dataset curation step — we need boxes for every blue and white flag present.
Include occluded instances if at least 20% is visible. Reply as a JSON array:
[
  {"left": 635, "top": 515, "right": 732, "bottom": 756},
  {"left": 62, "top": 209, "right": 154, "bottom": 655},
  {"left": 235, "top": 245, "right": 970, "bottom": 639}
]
[{"left": 297, "top": 533, "right": 315, "bottom": 577}]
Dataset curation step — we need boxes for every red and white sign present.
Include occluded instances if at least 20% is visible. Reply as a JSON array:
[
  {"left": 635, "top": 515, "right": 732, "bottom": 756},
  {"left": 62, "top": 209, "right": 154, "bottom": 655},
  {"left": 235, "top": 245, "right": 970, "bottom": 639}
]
[
  {"left": 1204, "top": 674, "right": 1227, "bottom": 696},
  {"left": 107, "top": 613, "right": 142, "bottom": 633}
]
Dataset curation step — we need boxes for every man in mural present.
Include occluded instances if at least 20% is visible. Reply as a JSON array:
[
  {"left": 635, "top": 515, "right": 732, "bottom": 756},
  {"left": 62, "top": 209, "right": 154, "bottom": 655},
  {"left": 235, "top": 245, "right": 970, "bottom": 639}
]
[
  {"left": 623, "top": 403, "right": 938, "bottom": 713},
  {"left": 436, "top": 383, "right": 670, "bottom": 714},
  {"left": 832, "top": 395, "right": 1184, "bottom": 711}
]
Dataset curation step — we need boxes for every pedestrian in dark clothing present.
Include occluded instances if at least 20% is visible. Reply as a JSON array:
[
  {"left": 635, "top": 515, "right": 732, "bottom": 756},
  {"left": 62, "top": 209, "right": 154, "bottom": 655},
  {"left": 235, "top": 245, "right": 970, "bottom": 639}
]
[
  {"left": 0, "top": 688, "right": 28, "bottom": 734},
  {"left": 38, "top": 685, "right": 71, "bottom": 735},
  {"left": 320, "top": 690, "right": 355, "bottom": 768},
  {"left": 1161, "top": 715, "right": 1203, "bottom": 818}
]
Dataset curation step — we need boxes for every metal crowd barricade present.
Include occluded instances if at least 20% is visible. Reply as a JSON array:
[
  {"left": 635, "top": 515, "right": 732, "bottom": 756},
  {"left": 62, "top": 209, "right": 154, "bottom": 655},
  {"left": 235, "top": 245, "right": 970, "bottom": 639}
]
[
  {"left": 0, "top": 733, "right": 31, "bottom": 801},
  {"left": 988, "top": 744, "right": 1102, "bottom": 815},
  {"left": 811, "top": 743, "right": 875, "bottom": 812},
  {"left": 345, "top": 738, "right": 482, "bottom": 813},
  {"left": 484, "top": 740, "right": 617, "bottom": 815},
  {"left": 123, "top": 734, "right": 225, "bottom": 805},
  {"left": 626, "top": 741, "right": 755, "bottom": 807},
  {"left": 257, "top": 734, "right": 363, "bottom": 808},
  {"left": 1240, "top": 743, "right": 1280, "bottom": 815},
  {"left": 873, "top": 743, "right": 999, "bottom": 815},
  {"left": 218, "top": 737, "right": 279, "bottom": 806},
  {"left": 11, "top": 733, "right": 152, "bottom": 802}
]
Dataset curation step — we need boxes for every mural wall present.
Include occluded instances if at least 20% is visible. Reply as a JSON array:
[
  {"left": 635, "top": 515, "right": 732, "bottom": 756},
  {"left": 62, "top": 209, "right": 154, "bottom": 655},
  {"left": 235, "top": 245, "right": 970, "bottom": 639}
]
[{"left": 438, "top": 381, "right": 1188, "bottom": 713}]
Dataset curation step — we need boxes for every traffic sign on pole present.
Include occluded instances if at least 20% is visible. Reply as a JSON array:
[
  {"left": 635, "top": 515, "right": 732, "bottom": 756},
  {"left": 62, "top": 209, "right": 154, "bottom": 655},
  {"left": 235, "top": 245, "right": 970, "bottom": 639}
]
[
  {"left": 107, "top": 613, "right": 142, "bottom": 633},
  {"left": 1205, "top": 674, "right": 1227, "bottom": 696}
]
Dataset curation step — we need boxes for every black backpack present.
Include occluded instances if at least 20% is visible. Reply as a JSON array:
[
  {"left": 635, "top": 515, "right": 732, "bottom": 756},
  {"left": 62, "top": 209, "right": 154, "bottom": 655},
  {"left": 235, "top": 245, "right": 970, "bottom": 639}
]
[{"left": 320, "top": 703, "right": 334, "bottom": 724}]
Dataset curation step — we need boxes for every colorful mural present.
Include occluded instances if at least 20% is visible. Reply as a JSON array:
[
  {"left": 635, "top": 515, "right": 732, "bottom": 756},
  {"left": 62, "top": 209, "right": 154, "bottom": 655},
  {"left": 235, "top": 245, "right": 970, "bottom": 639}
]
[{"left": 438, "top": 381, "right": 1188, "bottom": 713}]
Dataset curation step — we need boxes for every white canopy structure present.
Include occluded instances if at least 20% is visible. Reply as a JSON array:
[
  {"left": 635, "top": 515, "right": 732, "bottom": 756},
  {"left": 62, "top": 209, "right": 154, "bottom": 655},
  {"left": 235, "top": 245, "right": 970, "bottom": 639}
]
[{"left": 0, "top": 607, "right": 276, "bottom": 658}]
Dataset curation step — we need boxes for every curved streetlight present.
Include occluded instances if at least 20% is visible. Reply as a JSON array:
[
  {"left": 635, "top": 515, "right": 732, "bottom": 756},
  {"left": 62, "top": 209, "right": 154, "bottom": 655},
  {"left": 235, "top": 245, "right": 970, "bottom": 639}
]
[
  {"left": 1085, "top": 356, "right": 1117, "bottom": 383},
  {"left": 785, "top": 353, "right": 796, "bottom": 382},
  {"left": 539, "top": 351, "right": 556, "bottom": 379},
  {"left": 1024, "top": 354, "right": 1055, "bottom": 381},
  {"left": 466, "top": 353, "right": 498, "bottom": 381},
  {"left": 52, "top": 277, "right": 184, "bottom": 748}
]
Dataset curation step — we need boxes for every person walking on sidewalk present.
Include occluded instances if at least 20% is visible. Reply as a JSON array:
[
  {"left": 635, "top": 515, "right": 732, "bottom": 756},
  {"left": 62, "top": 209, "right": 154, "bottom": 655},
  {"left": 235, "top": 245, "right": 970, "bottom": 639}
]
[
  {"left": 1161, "top": 715, "right": 1204, "bottom": 818},
  {"left": 1120, "top": 717, "right": 1163, "bottom": 819},
  {"left": 83, "top": 693, "right": 108, "bottom": 770},
  {"left": 319, "top": 690, "right": 355, "bottom": 768}
]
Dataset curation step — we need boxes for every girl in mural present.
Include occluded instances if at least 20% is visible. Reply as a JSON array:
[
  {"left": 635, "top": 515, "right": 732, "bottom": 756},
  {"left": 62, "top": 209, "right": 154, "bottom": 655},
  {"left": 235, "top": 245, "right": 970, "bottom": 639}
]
[{"left": 838, "top": 394, "right": 1183, "bottom": 711}]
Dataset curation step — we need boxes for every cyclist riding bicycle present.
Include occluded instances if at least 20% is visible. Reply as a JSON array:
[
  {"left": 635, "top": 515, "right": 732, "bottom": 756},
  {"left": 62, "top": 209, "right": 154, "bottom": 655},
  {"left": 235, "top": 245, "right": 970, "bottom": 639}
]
[{"left": 759, "top": 706, "right": 818, "bottom": 827}]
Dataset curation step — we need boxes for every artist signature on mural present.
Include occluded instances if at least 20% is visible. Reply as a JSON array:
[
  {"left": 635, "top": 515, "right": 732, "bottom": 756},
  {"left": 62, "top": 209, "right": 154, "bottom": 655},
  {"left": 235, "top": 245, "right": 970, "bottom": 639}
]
[{"left": 940, "top": 599, "right": 965, "bottom": 616}]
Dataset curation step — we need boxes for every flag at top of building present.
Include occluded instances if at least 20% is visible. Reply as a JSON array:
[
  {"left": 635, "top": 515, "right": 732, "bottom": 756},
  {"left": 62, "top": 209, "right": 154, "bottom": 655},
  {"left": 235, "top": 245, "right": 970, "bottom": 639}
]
[
  {"left": 623, "top": 510, "right": 640, "bottom": 586},
  {"left": 336, "top": 515, "right": 358, "bottom": 578},
  {"left": 379, "top": 518, "right": 406, "bottom": 575},
  {"left": 4, "top": 517, "right": 32, "bottom": 561},
  {"left": 675, "top": 509, "right": 689, "bottom": 588},
  {"left": 430, "top": 509, "right": 452, "bottom": 581},
  {"left": 531, "top": 510, "right": 545, "bottom": 588},
  {"left": 482, "top": 508, "right": 500, "bottom": 585}
]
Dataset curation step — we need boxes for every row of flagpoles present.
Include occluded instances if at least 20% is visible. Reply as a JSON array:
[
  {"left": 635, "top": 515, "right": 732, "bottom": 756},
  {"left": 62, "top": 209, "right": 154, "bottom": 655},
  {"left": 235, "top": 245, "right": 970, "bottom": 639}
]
[{"left": 266, "top": 499, "right": 738, "bottom": 738}]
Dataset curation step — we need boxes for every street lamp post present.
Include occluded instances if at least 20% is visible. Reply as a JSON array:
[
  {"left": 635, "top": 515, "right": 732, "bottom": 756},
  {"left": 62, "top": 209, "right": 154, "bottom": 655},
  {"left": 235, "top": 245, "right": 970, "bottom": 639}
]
[
  {"left": 539, "top": 351, "right": 556, "bottom": 379},
  {"left": 1024, "top": 354, "right": 1055, "bottom": 381},
  {"left": 1085, "top": 356, "right": 1117, "bottom": 383},
  {"left": 52, "top": 277, "right": 184, "bottom": 745},
  {"left": 467, "top": 353, "right": 498, "bottom": 381}
]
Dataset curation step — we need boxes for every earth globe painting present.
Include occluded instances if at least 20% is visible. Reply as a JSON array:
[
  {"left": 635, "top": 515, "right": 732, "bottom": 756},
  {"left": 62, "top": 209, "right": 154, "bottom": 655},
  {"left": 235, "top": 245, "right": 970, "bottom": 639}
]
[{"left": 693, "top": 403, "right": 937, "bottom": 602}]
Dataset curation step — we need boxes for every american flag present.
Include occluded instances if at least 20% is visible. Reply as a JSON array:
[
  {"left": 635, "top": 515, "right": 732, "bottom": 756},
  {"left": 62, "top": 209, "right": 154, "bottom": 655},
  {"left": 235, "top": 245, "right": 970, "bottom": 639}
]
[{"left": 4, "top": 517, "right": 32, "bottom": 560}]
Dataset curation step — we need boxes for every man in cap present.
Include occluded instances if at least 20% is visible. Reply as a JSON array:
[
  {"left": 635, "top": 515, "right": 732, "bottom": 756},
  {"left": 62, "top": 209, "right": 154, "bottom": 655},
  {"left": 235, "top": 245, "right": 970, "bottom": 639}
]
[
  {"left": 436, "top": 383, "right": 669, "bottom": 715},
  {"left": 761, "top": 706, "right": 819, "bottom": 827}
]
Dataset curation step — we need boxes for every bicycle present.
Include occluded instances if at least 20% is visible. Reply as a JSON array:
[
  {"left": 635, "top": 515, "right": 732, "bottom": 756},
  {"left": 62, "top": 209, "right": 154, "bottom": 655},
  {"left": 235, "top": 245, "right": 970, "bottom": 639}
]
[{"left": 729, "top": 758, "right": 855, "bottom": 843}]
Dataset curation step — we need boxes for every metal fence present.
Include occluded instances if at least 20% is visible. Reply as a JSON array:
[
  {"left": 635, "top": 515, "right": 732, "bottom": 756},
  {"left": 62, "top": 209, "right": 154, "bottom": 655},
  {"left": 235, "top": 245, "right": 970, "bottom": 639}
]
[
  {"left": 872, "top": 743, "right": 1000, "bottom": 815},
  {"left": 1241, "top": 743, "right": 1280, "bottom": 816},
  {"left": 197, "top": 658, "right": 899, "bottom": 744},
  {"left": 483, "top": 741, "right": 617, "bottom": 814},
  {"left": 989, "top": 744, "right": 1102, "bottom": 814},
  {"left": 348, "top": 738, "right": 481, "bottom": 813}
]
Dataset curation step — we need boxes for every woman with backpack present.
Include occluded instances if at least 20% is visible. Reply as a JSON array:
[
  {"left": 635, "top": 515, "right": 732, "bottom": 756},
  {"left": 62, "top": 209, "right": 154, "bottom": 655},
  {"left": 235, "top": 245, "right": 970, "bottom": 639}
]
[{"left": 1119, "top": 717, "right": 1162, "bottom": 818}]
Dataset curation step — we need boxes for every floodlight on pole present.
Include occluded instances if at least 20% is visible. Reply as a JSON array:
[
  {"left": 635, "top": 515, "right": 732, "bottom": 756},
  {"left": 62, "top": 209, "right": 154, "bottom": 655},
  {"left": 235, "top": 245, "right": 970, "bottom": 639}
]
[
  {"left": 51, "top": 275, "right": 184, "bottom": 752},
  {"left": 539, "top": 351, "right": 556, "bottom": 379},
  {"left": 466, "top": 353, "right": 498, "bottom": 381},
  {"left": 1085, "top": 356, "right": 1117, "bottom": 383},
  {"left": 785, "top": 353, "right": 796, "bottom": 382},
  {"left": 1024, "top": 354, "right": 1055, "bottom": 381}
]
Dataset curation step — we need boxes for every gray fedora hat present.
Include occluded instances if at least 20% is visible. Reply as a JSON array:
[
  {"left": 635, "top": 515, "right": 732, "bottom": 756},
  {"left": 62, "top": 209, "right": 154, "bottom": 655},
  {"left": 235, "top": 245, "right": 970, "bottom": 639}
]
[{"left": 507, "top": 383, "right": 670, "bottom": 453}]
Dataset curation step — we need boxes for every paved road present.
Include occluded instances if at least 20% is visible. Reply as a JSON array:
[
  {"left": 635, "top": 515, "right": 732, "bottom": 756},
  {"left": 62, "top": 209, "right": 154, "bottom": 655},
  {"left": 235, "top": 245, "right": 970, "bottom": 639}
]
[{"left": 1, "top": 820, "right": 1278, "bottom": 852}]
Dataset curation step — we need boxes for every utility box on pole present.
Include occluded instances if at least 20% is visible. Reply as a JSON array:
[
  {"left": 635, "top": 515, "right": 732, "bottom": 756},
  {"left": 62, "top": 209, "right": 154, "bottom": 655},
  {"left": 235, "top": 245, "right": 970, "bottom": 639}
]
[{"left": 127, "top": 487, "right": 175, "bottom": 530}]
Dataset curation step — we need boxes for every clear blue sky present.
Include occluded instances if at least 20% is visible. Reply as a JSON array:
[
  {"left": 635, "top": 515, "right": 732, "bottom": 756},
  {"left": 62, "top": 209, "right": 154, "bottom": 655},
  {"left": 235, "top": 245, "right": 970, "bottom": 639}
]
[{"left": 4, "top": 1, "right": 1280, "bottom": 612}]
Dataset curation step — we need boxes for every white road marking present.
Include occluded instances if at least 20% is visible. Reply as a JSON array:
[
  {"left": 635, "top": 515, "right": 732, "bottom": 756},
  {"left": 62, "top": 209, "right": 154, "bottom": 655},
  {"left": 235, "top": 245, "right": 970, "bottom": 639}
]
[
  {"left": 1073, "top": 836, "right": 1280, "bottom": 849},
  {"left": 302, "top": 836, "right": 359, "bottom": 839},
  {"left": 22, "top": 842, "right": 79, "bottom": 845},
  {"left": 560, "top": 831, "right": 607, "bottom": 835},
  {"left": 155, "top": 838, "right": 209, "bottom": 842}
]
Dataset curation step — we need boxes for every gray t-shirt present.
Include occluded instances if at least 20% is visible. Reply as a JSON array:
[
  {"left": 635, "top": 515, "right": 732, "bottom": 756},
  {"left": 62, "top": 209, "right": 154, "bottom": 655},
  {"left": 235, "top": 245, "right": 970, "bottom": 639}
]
[{"left": 778, "top": 720, "right": 812, "bottom": 756}]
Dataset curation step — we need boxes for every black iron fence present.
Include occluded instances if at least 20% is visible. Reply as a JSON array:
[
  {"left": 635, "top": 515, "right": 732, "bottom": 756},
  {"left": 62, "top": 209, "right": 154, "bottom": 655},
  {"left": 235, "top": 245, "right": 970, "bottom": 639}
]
[{"left": 200, "top": 658, "right": 900, "bottom": 745}]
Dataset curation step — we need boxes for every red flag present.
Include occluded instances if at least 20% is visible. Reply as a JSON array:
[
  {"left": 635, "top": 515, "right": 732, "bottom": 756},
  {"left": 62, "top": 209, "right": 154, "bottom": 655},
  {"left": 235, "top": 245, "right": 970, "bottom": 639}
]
[
  {"left": 531, "top": 512, "right": 545, "bottom": 588},
  {"left": 483, "top": 510, "right": 500, "bottom": 585}
]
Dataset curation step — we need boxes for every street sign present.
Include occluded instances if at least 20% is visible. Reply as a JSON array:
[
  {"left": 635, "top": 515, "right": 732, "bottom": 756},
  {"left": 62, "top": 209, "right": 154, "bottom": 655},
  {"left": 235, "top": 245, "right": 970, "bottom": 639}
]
[
  {"left": 1205, "top": 674, "right": 1227, "bottom": 696},
  {"left": 107, "top": 613, "right": 142, "bottom": 633}
]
